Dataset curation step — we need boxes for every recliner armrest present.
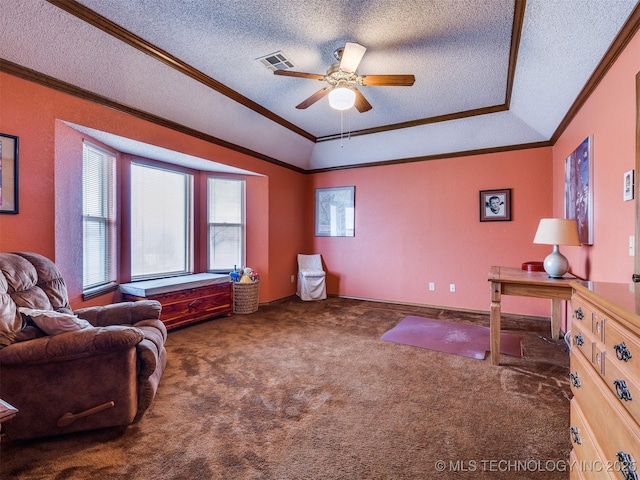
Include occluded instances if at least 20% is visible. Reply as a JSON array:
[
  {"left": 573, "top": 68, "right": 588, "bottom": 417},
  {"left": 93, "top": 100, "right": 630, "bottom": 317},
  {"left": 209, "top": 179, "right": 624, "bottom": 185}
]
[
  {"left": 0, "top": 325, "right": 144, "bottom": 366},
  {"left": 75, "top": 300, "right": 162, "bottom": 327}
]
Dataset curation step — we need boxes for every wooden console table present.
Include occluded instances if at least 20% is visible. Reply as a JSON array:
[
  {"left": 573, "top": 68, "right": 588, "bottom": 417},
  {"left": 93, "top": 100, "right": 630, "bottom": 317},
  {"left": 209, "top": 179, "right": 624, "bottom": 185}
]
[{"left": 488, "top": 266, "right": 575, "bottom": 365}]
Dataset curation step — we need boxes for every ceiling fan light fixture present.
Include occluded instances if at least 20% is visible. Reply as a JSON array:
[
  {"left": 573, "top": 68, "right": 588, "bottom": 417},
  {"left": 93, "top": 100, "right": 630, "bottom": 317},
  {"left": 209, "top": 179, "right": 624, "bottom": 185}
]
[{"left": 328, "top": 86, "right": 356, "bottom": 111}]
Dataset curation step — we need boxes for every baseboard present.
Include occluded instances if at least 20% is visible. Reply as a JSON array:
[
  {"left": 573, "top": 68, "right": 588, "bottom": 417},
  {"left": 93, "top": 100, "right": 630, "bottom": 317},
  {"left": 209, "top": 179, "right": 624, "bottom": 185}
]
[{"left": 333, "top": 294, "right": 551, "bottom": 322}]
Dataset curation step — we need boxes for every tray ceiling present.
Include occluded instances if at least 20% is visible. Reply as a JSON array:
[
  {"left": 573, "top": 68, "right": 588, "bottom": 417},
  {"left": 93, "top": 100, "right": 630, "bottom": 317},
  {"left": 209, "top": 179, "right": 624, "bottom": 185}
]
[{"left": 1, "top": 0, "right": 638, "bottom": 171}]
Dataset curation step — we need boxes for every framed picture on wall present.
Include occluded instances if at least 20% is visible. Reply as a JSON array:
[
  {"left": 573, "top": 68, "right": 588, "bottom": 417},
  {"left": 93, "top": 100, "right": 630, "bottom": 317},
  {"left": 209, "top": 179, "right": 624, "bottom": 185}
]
[
  {"left": 479, "top": 188, "right": 512, "bottom": 222},
  {"left": 0, "top": 133, "right": 19, "bottom": 214},
  {"left": 315, "top": 186, "right": 355, "bottom": 237},
  {"left": 564, "top": 136, "right": 593, "bottom": 244}
]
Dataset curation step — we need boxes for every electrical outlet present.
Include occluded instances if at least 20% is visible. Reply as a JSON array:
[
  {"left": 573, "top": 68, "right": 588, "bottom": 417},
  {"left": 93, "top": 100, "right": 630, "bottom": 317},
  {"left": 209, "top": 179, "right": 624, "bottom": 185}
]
[
  {"left": 429, "top": 282, "right": 435, "bottom": 291},
  {"left": 449, "top": 284, "right": 456, "bottom": 293},
  {"left": 291, "top": 275, "right": 295, "bottom": 283},
  {"left": 630, "top": 236, "right": 635, "bottom": 256}
]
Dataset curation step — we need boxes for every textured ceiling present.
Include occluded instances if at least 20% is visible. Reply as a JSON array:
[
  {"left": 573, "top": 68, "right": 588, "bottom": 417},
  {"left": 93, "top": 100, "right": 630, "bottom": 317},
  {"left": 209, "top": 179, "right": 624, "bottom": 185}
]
[{"left": 1, "top": 0, "right": 638, "bottom": 172}]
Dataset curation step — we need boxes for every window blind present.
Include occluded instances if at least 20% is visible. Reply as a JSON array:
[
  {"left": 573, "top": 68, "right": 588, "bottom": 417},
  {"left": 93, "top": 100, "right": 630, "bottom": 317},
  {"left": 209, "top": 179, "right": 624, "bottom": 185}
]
[
  {"left": 82, "top": 143, "right": 115, "bottom": 289},
  {"left": 208, "top": 177, "right": 245, "bottom": 272}
]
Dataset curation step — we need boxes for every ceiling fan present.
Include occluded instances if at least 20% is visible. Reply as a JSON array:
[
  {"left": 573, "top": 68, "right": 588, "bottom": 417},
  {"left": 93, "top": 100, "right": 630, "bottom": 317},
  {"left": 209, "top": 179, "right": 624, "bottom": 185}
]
[{"left": 274, "top": 42, "right": 415, "bottom": 112}]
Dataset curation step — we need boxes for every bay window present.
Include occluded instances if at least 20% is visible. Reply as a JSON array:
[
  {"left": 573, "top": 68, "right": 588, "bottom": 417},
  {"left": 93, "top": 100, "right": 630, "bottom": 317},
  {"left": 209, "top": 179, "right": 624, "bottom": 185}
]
[{"left": 130, "top": 162, "right": 193, "bottom": 279}]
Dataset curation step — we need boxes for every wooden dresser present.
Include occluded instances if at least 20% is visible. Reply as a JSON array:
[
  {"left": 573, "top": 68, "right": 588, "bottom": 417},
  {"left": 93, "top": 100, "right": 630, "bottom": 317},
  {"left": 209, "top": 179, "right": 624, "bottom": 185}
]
[
  {"left": 120, "top": 274, "right": 233, "bottom": 330},
  {"left": 569, "top": 281, "right": 640, "bottom": 480}
]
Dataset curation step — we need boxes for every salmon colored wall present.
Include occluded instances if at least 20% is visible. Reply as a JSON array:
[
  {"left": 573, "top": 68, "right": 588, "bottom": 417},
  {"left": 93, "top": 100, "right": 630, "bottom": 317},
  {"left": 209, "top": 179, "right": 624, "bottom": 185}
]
[
  {"left": 0, "top": 75, "right": 57, "bottom": 258},
  {"left": 0, "top": 73, "right": 307, "bottom": 308},
  {"left": 2, "top": 23, "right": 639, "bottom": 318},
  {"left": 310, "top": 148, "right": 555, "bottom": 317},
  {"left": 267, "top": 170, "right": 311, "bottom": 297},
  {"left": 553, "top": 27, "right": 640, "bottom": 284},
  {"left": 308, "top": 25, "right": 640, "bottom": 319}
]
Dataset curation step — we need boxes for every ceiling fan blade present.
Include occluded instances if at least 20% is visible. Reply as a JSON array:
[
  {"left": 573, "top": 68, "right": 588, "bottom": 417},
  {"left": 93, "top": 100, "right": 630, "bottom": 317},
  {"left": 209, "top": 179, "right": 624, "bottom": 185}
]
[
  {"left": 339, "top": 42, "right": 367, "bottom": 73},
  {"left": 361, "top": 74, "right": 415, "bottom": 86},
  {"left": 296, "top": 87, "right": 331, "bottom": 109},
  {"left": 274, "top": 70, "right": 324, "bottom": 81},
  {"left": 353, "top": 88, "right": 372, "bottom": 113}
]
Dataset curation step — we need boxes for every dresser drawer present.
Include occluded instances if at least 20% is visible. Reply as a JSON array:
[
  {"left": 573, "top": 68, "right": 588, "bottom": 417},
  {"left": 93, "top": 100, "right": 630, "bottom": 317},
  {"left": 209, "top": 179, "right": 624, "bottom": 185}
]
[
  {"left": 572, "top": 315, "right": 597, "bottom": 363},
  {"left": 596, "top": 342, "right": 640, "bottom": 427},
  {"left": 570, "top": 399, "right": 614, "bottom": 480},
  {"left": 602, "top": 319, "right": 640, "bottom": 379},
  {"left": 572, "top": 298, "right": 595, "bottom": 329},
  {"left": 570, "top": 451, "right": 586, "bottom": 480},
  {"left": 572, "top": 351, "right": 640, "bottom": 480},
  {"left": 570, "top": 346, "right": 596, "bottom": 396},
  {"left": 572, "top": 296, "right": 609, "bottom": 341}
]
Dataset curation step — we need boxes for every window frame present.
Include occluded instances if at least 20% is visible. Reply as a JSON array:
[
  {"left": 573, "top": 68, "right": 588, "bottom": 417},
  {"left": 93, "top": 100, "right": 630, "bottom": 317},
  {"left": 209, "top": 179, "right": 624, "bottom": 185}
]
[
  {"left": 82, "top": 141, "right": 117, "bottom": 298},
  {"left": 129, "top": 160, "right": 194, "bottom": 281},
  {"left": 207, "top": 176, "right": 246, "bottom": 273}
]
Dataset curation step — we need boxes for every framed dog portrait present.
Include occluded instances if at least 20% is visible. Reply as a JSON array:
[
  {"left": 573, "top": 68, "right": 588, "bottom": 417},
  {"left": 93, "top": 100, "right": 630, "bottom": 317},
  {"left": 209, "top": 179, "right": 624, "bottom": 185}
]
[{"left": 480, "top": 188, "right": 512, "bottom": 222}]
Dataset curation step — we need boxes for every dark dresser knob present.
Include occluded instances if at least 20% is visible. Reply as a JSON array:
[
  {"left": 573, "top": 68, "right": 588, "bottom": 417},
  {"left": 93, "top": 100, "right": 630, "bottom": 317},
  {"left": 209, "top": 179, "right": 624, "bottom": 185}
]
[
  {"left": 614, "top": 342, "right": 633, "bottom": 362},
  {"left": 569, "top": 372, "right": 581, "bottom": 388},
  {"left": 616, "top": 451, "right": 638, "bottom": 480},
  {"left": 570, "top": 426, "right": 581, "bottom": 445},
  {"left": 614, "top": 379, "right": 633, "bottom": 401}
]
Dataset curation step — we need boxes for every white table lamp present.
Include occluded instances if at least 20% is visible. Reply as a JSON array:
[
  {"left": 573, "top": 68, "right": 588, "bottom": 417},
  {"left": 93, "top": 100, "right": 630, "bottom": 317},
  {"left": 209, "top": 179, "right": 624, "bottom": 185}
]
[{"left": 533, "top": 218, "right": 581, "bottom": 278}]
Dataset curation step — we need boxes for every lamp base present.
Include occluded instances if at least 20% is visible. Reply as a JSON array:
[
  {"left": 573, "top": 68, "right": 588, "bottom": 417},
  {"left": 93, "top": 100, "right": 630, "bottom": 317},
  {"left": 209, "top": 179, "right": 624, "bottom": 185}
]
[{"left": 543, "top": 245, "right": 569, "bottom": 279}]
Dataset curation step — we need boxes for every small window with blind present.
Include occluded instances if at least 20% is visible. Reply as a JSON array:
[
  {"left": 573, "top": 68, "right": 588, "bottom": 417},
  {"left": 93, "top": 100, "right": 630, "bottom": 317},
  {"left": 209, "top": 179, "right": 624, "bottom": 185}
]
[
  {"left": 208, "top": 177, "right": 245, "bottom": 272},
  {"left": 82, "top": 142, "right": 116, "bottom": 292},
  {"left": 130, "top": 162, "right": 193, "bottom": 280}
]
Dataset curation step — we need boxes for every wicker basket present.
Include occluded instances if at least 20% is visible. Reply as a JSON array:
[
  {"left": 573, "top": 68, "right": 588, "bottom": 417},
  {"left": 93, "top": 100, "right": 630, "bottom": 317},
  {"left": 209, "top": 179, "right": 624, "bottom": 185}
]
[{"left": 233, "top": 281, "right": 260, "bottom": 314}]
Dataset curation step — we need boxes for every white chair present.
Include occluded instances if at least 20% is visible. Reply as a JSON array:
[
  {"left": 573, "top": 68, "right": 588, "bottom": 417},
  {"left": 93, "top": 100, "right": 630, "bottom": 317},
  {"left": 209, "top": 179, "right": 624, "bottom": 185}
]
[{"left": 297, "top": 254, "right": 327, "bottom": 301}]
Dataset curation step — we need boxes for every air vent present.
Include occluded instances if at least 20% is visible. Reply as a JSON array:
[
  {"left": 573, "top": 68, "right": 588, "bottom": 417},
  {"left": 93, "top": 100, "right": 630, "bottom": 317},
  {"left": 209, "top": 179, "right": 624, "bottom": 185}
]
[{"left": 256, "top": 51, "right": 294, "bottom": 71}]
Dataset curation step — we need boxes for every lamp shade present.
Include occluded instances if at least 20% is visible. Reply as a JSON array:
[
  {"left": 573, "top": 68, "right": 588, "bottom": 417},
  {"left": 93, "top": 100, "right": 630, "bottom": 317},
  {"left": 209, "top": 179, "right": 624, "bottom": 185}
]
[
  {"left": 533, "top": 218, "right": 581, "bottom": 246},
  {"left": 328, "top": 86, "right": 356, "bottom": 111}
]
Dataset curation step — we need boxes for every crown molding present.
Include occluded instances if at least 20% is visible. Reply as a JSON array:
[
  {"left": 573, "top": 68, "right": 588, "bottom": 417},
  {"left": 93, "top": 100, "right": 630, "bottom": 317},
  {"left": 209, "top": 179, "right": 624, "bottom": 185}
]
[{"left": 0, "top": 59, "right": 306, "bottom": 174}]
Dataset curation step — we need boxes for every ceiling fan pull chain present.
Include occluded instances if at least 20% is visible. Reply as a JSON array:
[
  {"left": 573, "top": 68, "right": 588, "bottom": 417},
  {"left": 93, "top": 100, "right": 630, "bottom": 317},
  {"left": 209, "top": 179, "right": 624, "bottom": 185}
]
[{"left": 339, "top": 109, "right": 353, "bottom": 148}]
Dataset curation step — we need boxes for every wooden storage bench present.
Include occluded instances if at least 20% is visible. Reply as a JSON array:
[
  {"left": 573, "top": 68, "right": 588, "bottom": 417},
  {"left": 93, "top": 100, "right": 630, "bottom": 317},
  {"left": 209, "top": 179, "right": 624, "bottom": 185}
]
[{"left": 119, "top": 273, "right": 232, "bottom": 330}]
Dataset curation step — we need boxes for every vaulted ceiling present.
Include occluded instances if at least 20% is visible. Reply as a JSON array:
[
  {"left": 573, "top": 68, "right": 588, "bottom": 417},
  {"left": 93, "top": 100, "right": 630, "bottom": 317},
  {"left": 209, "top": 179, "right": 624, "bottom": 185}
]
[{"left": 1, "top": 0, "right": 639, "bottom": 172}]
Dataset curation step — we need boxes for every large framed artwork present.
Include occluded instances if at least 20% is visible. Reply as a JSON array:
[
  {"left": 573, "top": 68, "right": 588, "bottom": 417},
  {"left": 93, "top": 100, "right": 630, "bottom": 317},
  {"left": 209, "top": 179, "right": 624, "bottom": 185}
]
[
  {"left": 0, "top": 133, "right": 19, "bottom": 214},
  {"left": 564, "top": 136, "right": 593, "bottom": 245},
  {"left": 315, "top": 186, "right": 355, "bottom": 237},
  {"left": 479, "top": 188, "right": 512, "bottom": 222}
]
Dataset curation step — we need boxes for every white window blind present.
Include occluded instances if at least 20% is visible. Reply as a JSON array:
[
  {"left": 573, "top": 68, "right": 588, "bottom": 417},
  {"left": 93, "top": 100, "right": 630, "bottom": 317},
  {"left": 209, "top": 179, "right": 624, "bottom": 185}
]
[
  {"left": 208, "top": 177, "right": 245, "bottom": 272},
  {"left": 130, "top": 162, "right": 192, "bottom": 279},
  {"left": 82, "top": 143, "right": 116, "bottom": 290}
]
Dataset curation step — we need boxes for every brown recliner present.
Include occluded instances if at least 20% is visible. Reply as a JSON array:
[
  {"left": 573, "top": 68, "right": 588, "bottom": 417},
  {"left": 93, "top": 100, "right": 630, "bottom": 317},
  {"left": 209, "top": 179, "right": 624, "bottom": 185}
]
[{"left": 0, "top": 252, "right": 167, "bottom": 441}]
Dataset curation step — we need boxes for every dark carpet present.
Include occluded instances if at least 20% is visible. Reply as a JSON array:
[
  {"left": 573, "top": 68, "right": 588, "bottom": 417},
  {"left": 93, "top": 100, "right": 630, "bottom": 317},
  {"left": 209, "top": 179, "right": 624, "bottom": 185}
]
[
  {"left": 1, "top": 296, "right": 571, "bottom": 479},
  {"left": 381, "top": 315, "right": 522, "bottom": 359}
]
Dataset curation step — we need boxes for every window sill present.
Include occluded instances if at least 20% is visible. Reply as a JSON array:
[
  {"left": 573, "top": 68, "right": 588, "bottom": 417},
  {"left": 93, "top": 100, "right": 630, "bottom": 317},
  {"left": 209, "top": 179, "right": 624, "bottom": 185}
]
[{"left": 82, "top": 282, "right": 118, "bottom": 301}]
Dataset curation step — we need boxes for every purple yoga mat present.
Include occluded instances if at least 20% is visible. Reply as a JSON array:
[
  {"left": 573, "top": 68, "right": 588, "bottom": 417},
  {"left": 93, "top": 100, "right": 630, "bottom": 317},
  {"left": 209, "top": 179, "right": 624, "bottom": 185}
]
[{"left": 381, "top": 316, "right": 522, "bottom": 360}]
